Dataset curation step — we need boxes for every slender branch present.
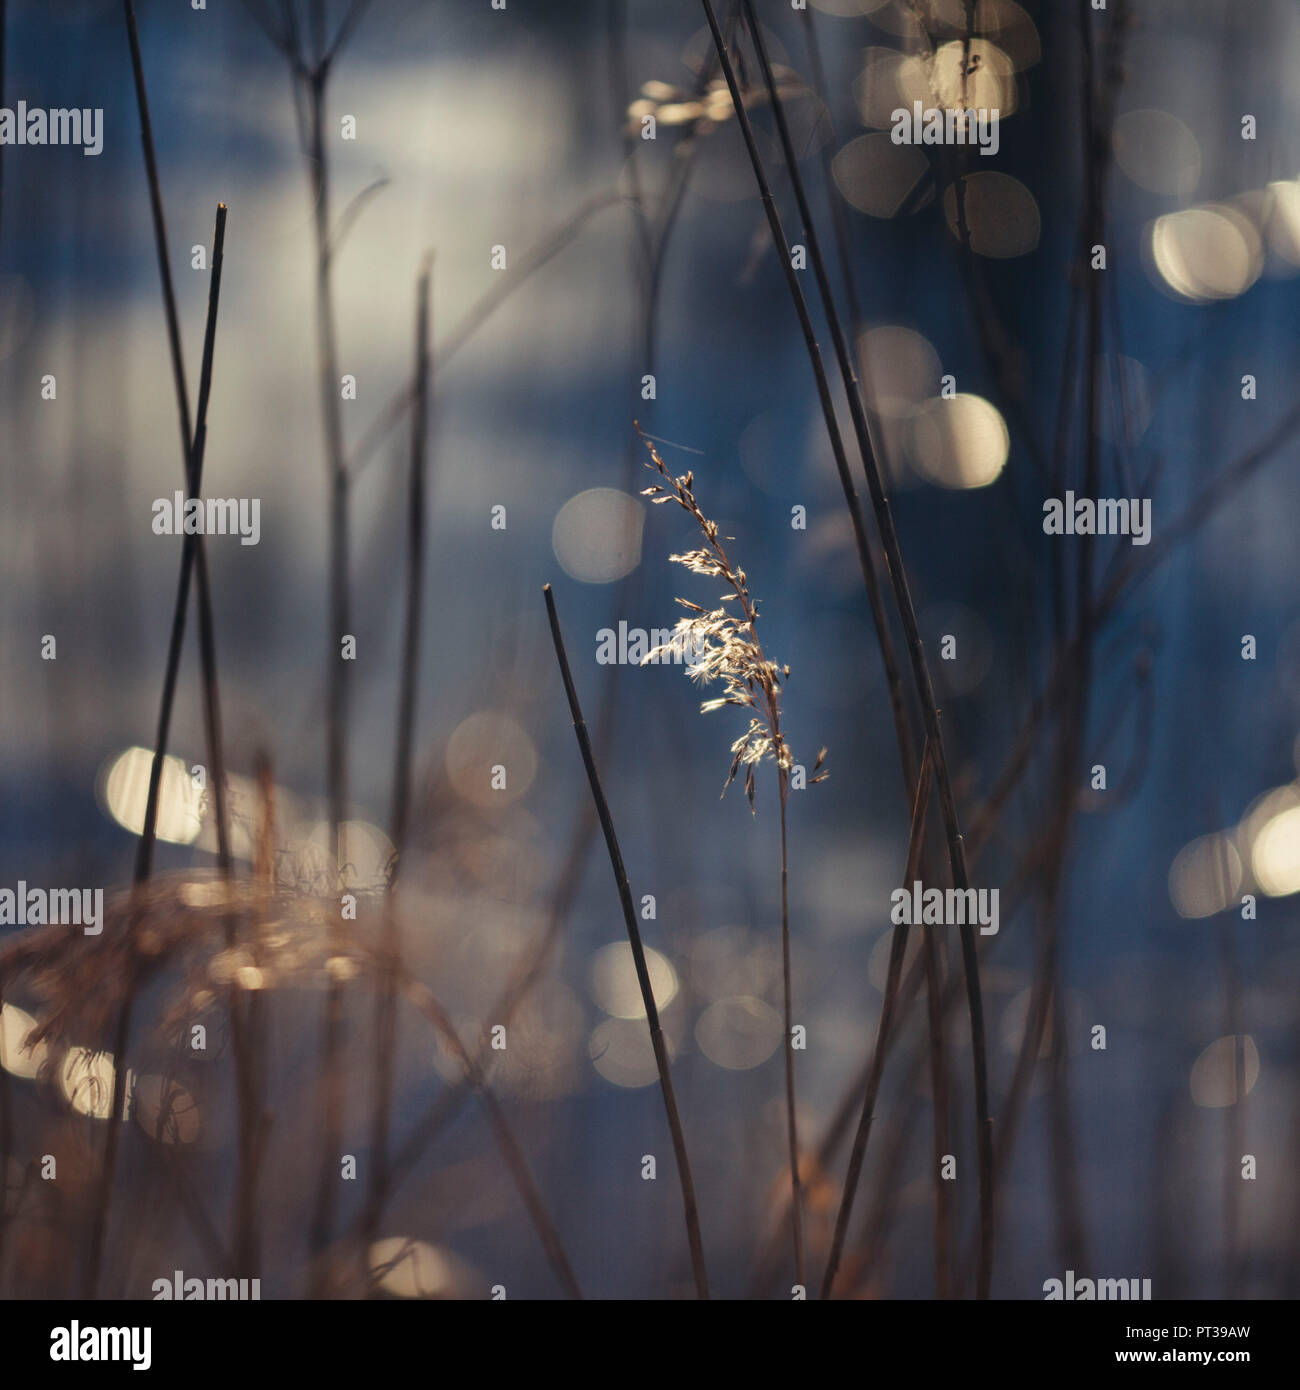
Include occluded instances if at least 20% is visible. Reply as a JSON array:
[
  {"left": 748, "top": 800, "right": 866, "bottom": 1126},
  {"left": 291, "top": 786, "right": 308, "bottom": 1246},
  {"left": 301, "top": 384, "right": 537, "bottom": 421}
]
[
  {"left": 778, "top": 773, "right": 804, "bottom": 1289},
  {"left": 397, "top": 973, "right": 582, "bottom": 1299},
  {"left": 544, "top": 583, "right": 709, "bottom": 1299},
  {"left": 740, "top": 0, "right": 917, "bottom": 806},
  {"left": 701, "top": 0, "right": 994, "bottom": 1294},
  {"left": 125, "top": 0, "right": 231, "bottom": 879},
  {"left": 362, "top": 259, "right": 432, "bottom": 1257},
  {"left": 821, "top": 741, "right": 933, "bottom": 1297}
]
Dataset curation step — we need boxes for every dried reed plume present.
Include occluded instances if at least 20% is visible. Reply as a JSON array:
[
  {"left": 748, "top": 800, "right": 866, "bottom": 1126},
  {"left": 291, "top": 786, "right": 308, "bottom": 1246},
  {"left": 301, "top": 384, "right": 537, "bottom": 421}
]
[{"left": 638, "top": 426, "right": 825, "bottom": 1291}]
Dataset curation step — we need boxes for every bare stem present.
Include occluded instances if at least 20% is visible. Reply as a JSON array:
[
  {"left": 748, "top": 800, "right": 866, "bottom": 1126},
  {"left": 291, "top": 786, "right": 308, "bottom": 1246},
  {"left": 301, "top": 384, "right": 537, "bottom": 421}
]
[
  {"left": 544, "top": 583, "right": 710, "bottom": 1299},
  {"left": 778, "top": 775, "right": 804, "bottom": 1289},
  {"left": 362, "top": 259, "right": 432, "bottom": 1258},
  {"left": 701, "top": 0, "right": 993, "bottom": 1296},
  {"left": 821, "top": 741, "right": 933, "bottom": 1298},
  {"left": 125, "top": 0, "right": 231, "bottom": 881}
]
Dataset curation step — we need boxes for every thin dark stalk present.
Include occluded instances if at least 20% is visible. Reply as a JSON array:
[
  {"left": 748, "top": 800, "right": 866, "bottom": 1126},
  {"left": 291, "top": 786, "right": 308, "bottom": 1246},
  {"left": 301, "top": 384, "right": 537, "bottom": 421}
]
[
  {"left": 921, "top": 904, "right": 953, "bottom": 1297},
  {"left": 798, "top": 6, "right": 955, "bottom": 1293},
  {"left": 740, "top": 0, "right": 916, "bottom": 805},
  {"left": 821, "top": 741, "right": 932, "bottom": 1297},
  {"left": 702, "top": 0, "right": 993, "bottom": 1296},
  {"left": 777, "top": 774, "right": 804, "bottom": 1289},
  {"left": 544, "top": 583, "right": 709, "bottom": 1299},
  {"left": 362, "top": 260, "right": 432, "bottom": 1259},
  {"left": 398, "top": 974, "right": 582, "bottom": 1300},
  {"left": 301, "top": 43, "right": 352, "bottom": 1297},
  {"left": 82, "top": 991, "right": 134, "bottom": 1297},
  {"left": 245, "top": 3, "right": 370, "bottom": 1291},
  {"left": 89, "top": 200, "right": 228, "bottom": 1297},
  {"left": 125, "top": 0, "right": 231, "bottom": 879},
  {"left": 0, "top": 0, "right": 6, "bottom": 245},
  {"left": 363, "top": 97, "right": 704, "bottom": 1219},
  {"left": 389, "top": 259, "right": 431, "bottom": 867},
  {"left": 0, "top": 985, "right": 10, "bottom": 1270},
  {"left": 307, "top": 73, "right": 350, "bottom": 876}
]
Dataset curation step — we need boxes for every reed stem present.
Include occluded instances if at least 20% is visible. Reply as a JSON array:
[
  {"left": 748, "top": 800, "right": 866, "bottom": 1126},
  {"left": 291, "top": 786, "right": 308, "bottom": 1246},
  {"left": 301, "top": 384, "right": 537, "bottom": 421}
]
[{"left": 544, "top": 583, "right": 709, "bottom": 1299}]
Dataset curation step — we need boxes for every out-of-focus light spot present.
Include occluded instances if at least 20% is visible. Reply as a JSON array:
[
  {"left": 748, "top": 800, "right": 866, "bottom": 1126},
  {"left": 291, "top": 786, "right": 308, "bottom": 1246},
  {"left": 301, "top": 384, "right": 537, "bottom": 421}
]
[
  {"left": 1112, "top": 109, "right": 1201, "bottom": 197},
  {"left": 812, "top": 0, "right": 888, "bottom": 16},
  {"left": 857, "top": 324, "right": 943, "bottom": 418},
  {"left": 1149, "top": 205, "right": 1262, "bottom": 303},
  {"left": 865, "top": 0, "right": 931, "bottom": 38},
  {"left": 657, "top": 101, "right": 705, "bottom": 127},
  {"left": 589, "top": 1016, "right": 671, "bottom": 1088},
  {"left": 920, "top": 602, "right": 994, "bottom": 697},
  {"left": 134, "top": 1075, "right": 201, "bottom": 1145},
  {"left": 857, "top": 323, "right": 943, "bottom": 491},
  {"left": 298, "top": 819, "right": 396, "bottom": 888},
  {"left": 326, "top": 955, "right": 359, "bottom": 983},
  {"left": 0, "top": 1003, "right": 49, "bottom": 1080},
  {"left": 943, "top": 172, "right": 1040, "bottom": 257},
  {"left": 924, "top": 40, "right": 1018, "bottom": 116},
  {"left": 1260, "top": 179, "right": 1300, "bottom": 266},
  {"left": 925, "top": 0, "right": 1040, "bottom": 70},
  {"left": 910, "top": 394, "right": 1009, "bottom": 489},
  {"left": 552, "top": 487, "right": 643, "bottom": 584},
  {"left": 368, "top": 1238, "right": 471, "bottom": 1299},
  {"left": 695, "top": 996, "right": 781, "bottom": 1070},
  {"left": 179, "top": 876, "right": 238, "bottom": 909},
  {"left": 688, "top": 926, "right": 778, "bottom": 1001},
  {"left": 833, "top": 134, "right": 930, "bottom": 219},
  {"left": 1190, "top": 1035, "right": 1259, "bottom": 1108},
  {"left": 854, "top": 48, "right": 917, "bottom": 130},
  {"left": 446, "top": 711, "right": 537, "bottom": 809},
  {"left": 588, "top": 941, "right": 677, "bottom": 1020},
  {"left": 60, "top": 1047, "right": 116, "bottom": 1120},
  {"left": 1168, "top": 832, "right": 1242, "bottom": 918},
  {"left": 192, "top": 768, "right": 292, "bottom": 864},
  {"left": 492, "top": 980, "right": 583, "bottom": 1101},
  {"left": 1251, "top": 804, "right": 1300, "bottom": 897},
  {"left": 100, "top": 746, "right": 203, "bottom": 845}
]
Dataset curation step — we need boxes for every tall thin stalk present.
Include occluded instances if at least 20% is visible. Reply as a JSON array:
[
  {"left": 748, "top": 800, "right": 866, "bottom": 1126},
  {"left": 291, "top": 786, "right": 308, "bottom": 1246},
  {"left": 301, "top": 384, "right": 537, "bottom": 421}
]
[
  {"left": 362, "top": 260, "right": 433, "bottom": 1258},
  {"left": 241, "top": 1, "right": 373, "bottom": 1290},
  {"left": 701, "top": 0, "right": 994, "bottom": 1296},
  {"left": 544, "top": 583, "right": 709, "bottom": 1299},
  {"left": 84, "top": 202, "right": 230, "bottom": 1299},
  {"left": 397, "top": 972, "right": 582, "bottom": 1299},
  {"left": 125, "top": 0, "right": 231, "bottom": 880},
  {"left": 739, "top": 0, "right": 916, "bottom": 805},
  {"left": 821, "top": 743, "right": 933, "bottom": 1296}
]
